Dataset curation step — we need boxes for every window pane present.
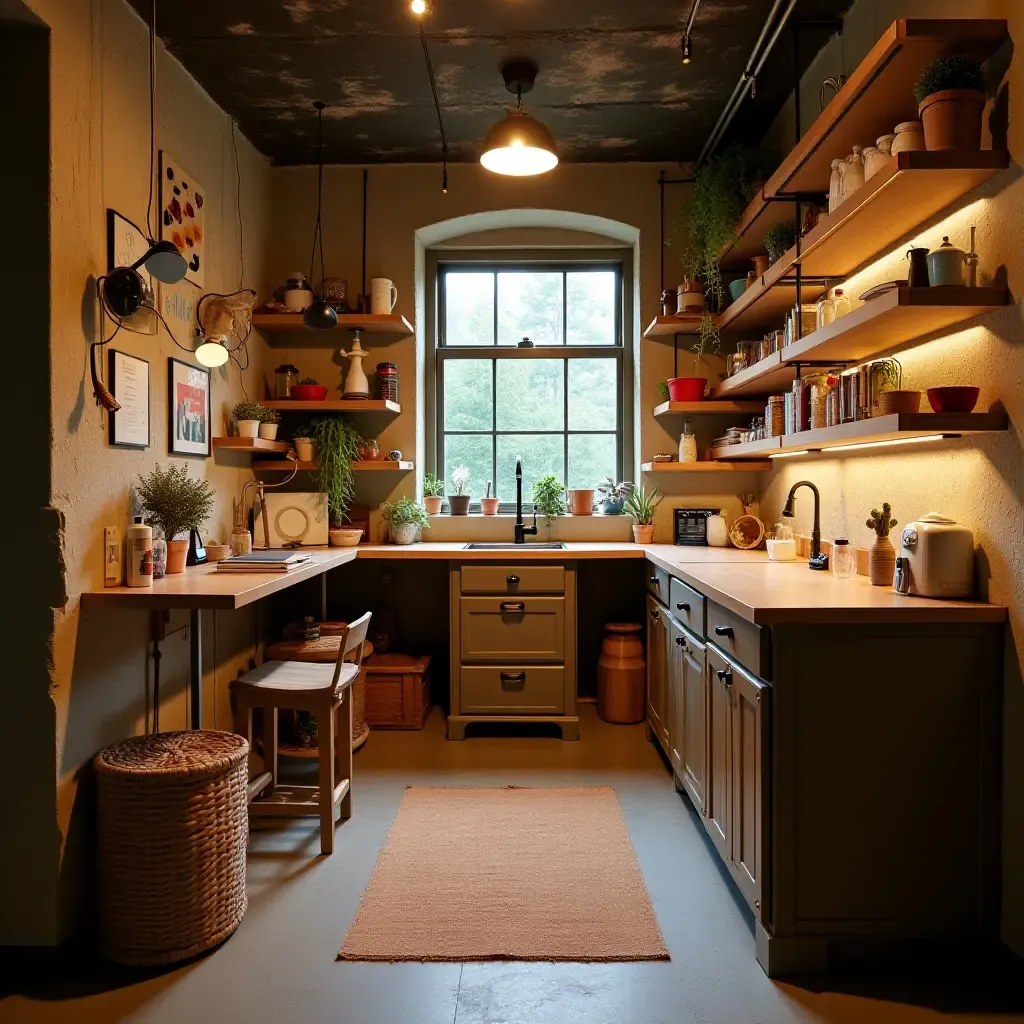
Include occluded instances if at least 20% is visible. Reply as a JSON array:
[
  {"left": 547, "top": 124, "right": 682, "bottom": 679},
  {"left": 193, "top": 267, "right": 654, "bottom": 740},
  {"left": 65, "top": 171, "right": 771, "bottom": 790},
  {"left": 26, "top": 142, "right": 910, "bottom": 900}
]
[
  {"left": 444, "top": 272, "right": 494, "bottom": 346},
  {"left": 566, "top": 271, "right": 617, "bottom": 346},
  {"left": 444, "top": 434, "right": 492, "bottom": 500},
  {"left": 496, "top": 359, "right": 564, "bottom": 431},
  {"left": 568, "top": 359, "right": 617, "bottom": 431},
  {"left": 568, "top": 433, "right": 617, "bottom": 490},
  {"left": 496, "top": 435, "right": 564, "bottom": 506},
  {"left": 497, "top": 272, "right": 563, "bottom": 346},
  {"left": 443, "top": 360, "right": 492, "bottom": 431}
]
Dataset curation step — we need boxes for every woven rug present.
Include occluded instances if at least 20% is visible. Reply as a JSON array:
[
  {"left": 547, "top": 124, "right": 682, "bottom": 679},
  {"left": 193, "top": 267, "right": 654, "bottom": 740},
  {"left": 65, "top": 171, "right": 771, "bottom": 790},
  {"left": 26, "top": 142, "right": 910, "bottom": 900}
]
[{"left": 338, "top": 786, "right": 669, "bottom": 962}]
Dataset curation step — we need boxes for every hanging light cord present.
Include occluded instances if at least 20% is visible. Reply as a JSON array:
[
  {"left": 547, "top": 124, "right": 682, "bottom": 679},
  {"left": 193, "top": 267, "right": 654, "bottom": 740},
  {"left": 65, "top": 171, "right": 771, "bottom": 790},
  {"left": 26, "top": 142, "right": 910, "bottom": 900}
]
[
  {"left": 145, "top": 0, "right": 157, "bottom": 239},
  {"left": 418, "top": 23, "right": 449, "bottom": 191},
  {"left": 307, "top": 101, "right": 328, "bottom": 296}
]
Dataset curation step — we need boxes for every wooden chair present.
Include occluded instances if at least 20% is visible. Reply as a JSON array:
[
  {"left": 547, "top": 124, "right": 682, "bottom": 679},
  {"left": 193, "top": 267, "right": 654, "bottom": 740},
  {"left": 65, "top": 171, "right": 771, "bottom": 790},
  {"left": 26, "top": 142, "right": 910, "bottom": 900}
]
[{"left": 231, "top": 611, "right": 371, "bottom": 854}]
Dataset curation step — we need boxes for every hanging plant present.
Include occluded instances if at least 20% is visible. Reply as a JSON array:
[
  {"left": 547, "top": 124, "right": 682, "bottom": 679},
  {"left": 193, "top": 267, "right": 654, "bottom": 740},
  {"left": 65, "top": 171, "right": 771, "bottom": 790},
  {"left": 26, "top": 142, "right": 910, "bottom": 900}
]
[{"left": 308, "top": 416, "right": 362, "bottom": 526}]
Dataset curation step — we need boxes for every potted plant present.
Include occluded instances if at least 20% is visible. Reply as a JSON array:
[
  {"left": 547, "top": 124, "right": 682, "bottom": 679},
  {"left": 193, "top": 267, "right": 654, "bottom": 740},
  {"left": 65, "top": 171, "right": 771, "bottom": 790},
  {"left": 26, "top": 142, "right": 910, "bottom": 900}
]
[
  {"left": 866, "top": 502, "right": 898, "bottom": 587},
  {"left": 233, "top": 401, "right": 265, "bottom": 439},
  {"left": 532, "top": 475, "right": 567, "bottom": 522},
  {"left": 480, "top": 480, "right": 499, "bottom": 516},
  {"left": 871, "top": 358, "right": 921, "bottom": 414},
  {"left": 764, "top": 222, "right": 797, "bottom": 266},
  {"left": 597, "top": 478, "right": 633, "bottom": 515},
  {"left": 258, "top": 406, "right": 281, "bottom": 441},
  {"left": 136, "top": 465, "right": 215, "bottom": 574},
  {"left": 624, "top": 485, "right": 661, "bottom": 544},
  {"left": 307, "top": 416, "right": 362, "bottom": 540},
  {"left": 292, "top": 425, "right": 315, "bottom": 463},
  {"left": 423, "top": 471, "right": 444, "bottom": 515},
  {"left": 291, "top": 376, "right": 328, "bottom": 402},
  {"left": 449, "top": 464, "right": 472, "bottom": 515},
  {"left": 382, "top": 497, "right": 430, "bottom": 546},
  {"left": 915, "top": 54, "right": 986, "bottom": 152}
]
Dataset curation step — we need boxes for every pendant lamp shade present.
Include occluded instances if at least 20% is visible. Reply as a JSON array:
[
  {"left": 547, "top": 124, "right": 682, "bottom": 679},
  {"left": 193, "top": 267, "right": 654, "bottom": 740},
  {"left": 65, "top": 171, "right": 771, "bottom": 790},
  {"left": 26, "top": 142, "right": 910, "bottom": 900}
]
[
  {"left": 194, "top": 339, "right": 230, "bottom": 367},
  {"left": 303, "top": 299, "right": 338, "bottom": 330},
  {"left": 481, "top": 110, "right": 558, "bottom": 176},
  {"left": 139, "top": 240, "right": 188, "bottom": 284}
]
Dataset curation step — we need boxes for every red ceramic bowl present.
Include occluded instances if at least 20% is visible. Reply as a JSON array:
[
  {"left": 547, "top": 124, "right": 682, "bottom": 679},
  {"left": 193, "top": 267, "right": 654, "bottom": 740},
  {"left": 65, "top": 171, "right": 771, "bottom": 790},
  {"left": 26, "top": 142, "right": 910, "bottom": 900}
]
[
  {"left": 927, "top": 386, "right": 979, "bottom": 414},
  {"left": 667, "top": 377, "right": 708, "bottom": 402},
  {"left": 290, "top": 384, "right": 328, "bottom": 401}
]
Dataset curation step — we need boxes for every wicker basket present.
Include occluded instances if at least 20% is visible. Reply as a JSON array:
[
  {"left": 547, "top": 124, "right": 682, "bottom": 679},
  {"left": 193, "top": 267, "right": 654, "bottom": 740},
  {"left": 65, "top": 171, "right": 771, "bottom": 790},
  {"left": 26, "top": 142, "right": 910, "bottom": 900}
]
[{"left": 94, "top": 731, "right": 249, "bottom": 966}]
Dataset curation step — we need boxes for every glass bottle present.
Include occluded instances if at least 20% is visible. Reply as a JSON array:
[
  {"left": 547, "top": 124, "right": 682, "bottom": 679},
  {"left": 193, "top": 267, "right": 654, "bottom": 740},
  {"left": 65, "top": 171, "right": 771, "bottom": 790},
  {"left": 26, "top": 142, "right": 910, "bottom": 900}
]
[
  {"left": 828, "top": 158, "right": 844, "bottom": 213},
  {"left": 843, "top": 146, "right": 865, "bottom": 198},
  {"left": 831, "top": 287, "right": 851, "bottom": 320},
  {"left": 832, "top": 538, "right": 857, "bottom": 579},
  {"left": 678, "top": 418, "right": 697, "bottom": 463},
  {"left": 151, "top": 525, "right": 167, "bottom": 580},
  {"left": 816, "top": 292, "right": 835, "bottom": 330}
]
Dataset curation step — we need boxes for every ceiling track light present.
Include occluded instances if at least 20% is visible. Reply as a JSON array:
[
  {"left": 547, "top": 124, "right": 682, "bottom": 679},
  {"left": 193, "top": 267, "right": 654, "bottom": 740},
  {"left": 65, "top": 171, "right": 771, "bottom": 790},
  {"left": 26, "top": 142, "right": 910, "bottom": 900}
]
[
  {"left": 681, "top": 0, "right": 701, "bottom": 63},
  {"left": 481, "top": 60, "right": 558, "bottom": 177},
  {"left": 681, "top": 34, "right": 692, "bottom": 64}
]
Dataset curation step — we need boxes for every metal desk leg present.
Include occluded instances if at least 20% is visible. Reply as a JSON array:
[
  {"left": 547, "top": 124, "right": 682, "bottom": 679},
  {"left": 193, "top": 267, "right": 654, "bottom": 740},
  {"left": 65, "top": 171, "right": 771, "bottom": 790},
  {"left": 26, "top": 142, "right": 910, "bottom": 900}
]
[{"left": 189, "top": 608, "right": 203, "bottom": 728}]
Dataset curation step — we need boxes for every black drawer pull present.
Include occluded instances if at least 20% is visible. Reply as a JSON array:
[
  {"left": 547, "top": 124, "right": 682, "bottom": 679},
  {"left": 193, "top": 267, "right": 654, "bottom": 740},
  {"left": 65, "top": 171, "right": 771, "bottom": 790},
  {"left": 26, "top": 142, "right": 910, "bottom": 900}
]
[
  {"left": 500, "top": 671, "right": 526, "bottom": 687},
  {"left": 676, "top": 602, "right": 690, "bottom": 612},
  {"left": 714, "top": 625, "right": 734, "bottom": 638},
  {"left": 506, "top": 574, "right": 520, "bottom": 586},
  {"left": 500, "top": 601, "right": 526, "bottom": 614},
  {"left": 716, "top": 669, "right": 733, "bottom": 686},
  {"left": 650, "top": 608, "right": 660, "bottom": 621},
  {"left": 649, "top": 575, "right": 660, "bottom": 585},
  {"left": 675, "top": 635, "right": 686, "bottom": 648}
]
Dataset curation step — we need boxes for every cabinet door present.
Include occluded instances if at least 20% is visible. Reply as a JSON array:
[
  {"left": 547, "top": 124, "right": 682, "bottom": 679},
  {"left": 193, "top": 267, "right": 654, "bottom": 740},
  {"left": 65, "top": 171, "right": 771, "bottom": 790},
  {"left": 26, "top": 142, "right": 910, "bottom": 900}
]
[
  {"left": 730, "top": 661, "right": 769, "bottom": 920},
  {"left": 667, "top": 616, "right": 686, "bottom": 776},
  {"left": 705, "top": 647, "right": 731, "bottom": 861},
  {"left": 646, "top": 595, "right": 667, "bottom": 746},
  {"left": 680, "top": 632, "right": 707, "bottom": 816}
]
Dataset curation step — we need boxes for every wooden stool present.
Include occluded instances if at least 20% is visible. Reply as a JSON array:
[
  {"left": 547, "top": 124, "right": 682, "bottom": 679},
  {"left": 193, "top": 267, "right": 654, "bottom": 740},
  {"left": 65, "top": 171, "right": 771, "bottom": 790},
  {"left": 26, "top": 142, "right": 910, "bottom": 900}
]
[
  {"left": 597, "top": 623, "right": 646, "bottom": 724},
  {"left": 231, "top": 612, "right": 371, "bottom": 855}
]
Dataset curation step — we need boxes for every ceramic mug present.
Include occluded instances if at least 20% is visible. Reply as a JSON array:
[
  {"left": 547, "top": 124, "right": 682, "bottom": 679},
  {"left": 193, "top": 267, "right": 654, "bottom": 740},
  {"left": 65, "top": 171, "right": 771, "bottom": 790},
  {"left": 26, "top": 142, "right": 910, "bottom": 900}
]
[{"left": 370, "top": 278, "right": 398, "bottom": 315}]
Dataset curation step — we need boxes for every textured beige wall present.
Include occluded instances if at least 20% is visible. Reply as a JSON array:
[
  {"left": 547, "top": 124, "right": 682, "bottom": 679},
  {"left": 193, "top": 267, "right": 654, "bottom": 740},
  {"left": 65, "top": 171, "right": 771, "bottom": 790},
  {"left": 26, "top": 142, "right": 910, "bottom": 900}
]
[
  {"left": 761, "top": 0, "right": 1024, "bottom": 956},
  {"left": 7, "top": 0, "right": 272, "bottom": 945}
]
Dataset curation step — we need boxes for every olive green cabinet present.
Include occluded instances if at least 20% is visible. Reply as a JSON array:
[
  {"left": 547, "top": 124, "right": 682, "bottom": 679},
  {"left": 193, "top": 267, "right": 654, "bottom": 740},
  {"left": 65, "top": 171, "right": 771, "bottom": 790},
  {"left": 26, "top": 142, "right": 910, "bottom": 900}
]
[{"left": 645, "top": 595, "right": 669, "bottom": 748}]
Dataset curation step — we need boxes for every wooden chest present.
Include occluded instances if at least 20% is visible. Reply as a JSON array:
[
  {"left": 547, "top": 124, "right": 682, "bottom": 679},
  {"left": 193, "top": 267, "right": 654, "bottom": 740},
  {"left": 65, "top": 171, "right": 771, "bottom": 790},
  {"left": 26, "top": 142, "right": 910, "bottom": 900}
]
[{"left": 364, "top": 654, "right": 432, "bottom": 730}]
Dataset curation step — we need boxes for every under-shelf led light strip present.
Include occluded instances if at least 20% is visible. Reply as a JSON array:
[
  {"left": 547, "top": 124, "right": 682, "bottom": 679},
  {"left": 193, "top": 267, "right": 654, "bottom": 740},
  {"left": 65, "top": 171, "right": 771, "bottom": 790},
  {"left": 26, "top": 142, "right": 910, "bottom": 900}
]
[{"left": 769, "top": 434, "right": 959, "bottom": 458}]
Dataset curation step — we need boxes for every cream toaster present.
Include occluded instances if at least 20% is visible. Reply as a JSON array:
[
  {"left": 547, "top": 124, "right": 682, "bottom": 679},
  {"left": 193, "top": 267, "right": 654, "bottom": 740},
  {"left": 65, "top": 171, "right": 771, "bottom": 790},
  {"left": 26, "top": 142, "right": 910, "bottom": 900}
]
[{"left": 893, "top": 513, "right": 974, "bottom": 598}]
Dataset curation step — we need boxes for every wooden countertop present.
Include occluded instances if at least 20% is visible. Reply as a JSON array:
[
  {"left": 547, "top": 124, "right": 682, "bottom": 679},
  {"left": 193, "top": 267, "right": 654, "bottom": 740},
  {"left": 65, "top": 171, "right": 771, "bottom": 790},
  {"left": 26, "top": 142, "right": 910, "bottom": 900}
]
[{"left": 356, "top": 542, "right": 649, "bottom": 560}]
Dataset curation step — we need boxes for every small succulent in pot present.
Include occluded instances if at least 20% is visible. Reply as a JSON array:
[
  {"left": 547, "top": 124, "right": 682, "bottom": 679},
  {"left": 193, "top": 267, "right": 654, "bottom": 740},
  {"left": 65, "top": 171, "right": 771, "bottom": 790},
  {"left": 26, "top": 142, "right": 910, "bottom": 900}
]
[
  {"left": 866, "top": 503, "right": 897, "bottom": 537},
  {"left": 915, "top": 55, "right": 986, "bottom": 151},
  {"left": 596, "top": 477, "right": 633, "bottom": 515},
  {"left": 763, "top": 222, "right": 797, "bottom": 265},
  {"left": 423, "top": 471, "right": 444, "bottom": 515},
  {"left": 290, "top": 376, "right": 329, "bottom": 401},
  {"left": 448, "top": 464, "right": 472, "bottom": 515},
  {"left": 866, "top": 502, "right": 898, "bottom": 587},
  {"left": 382, "top": 496, "right": 430, "bottom": 545},
  {"left": 233, "top": 401, "right": 267, "bottom": 438},
  {"left": 624, "top": 485, "right": 661, "bottom": 543},
  {"left": 258, "top": 405, "right": 281, "bottom": 440}
]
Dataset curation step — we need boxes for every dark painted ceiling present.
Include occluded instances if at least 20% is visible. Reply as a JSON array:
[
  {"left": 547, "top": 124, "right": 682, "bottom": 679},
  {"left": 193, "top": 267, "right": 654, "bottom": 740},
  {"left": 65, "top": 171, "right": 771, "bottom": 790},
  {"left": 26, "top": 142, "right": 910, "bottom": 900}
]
[{"left": 135, "top": 0, "right": 851, "bottom": 166}]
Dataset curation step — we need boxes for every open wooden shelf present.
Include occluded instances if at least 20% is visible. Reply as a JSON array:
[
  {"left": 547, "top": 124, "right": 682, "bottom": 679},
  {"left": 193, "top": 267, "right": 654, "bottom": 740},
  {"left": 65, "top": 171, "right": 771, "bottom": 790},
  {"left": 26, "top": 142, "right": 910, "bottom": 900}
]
[
  {"left": 653, "top": 400, "right": 765, "bottom": 417},
  {"left": 710, "top": 412, "right": 1006, "bottom": 461},
  {"left": 264, "top": 399, "right": 401, "bottom": 415},
  {"left": 254, "top": 460, "right": 414, "bottom": 472},
  {"left": 252, "top": 313, "right": 415, "bottom": 346},
  {"left": 643, "top": 315, "right": 703, "bottom": 339},
  {"left": 212, "top": 436, "right": 288, "bottom": 453},
  {"left": 718, "top": 192, "right": 799, "bottom": 272},
  {"left": 710, "top": 286, "right": 1010, "bottom": 399},
  {"left": 641, "top": 460, "right": 772, "bottom": 473}
]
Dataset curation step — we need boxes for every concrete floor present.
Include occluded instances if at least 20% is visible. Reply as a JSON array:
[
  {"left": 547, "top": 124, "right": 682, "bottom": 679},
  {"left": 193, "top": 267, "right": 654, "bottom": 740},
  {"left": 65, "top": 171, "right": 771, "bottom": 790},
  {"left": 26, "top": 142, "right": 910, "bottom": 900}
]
[{"left": 3, "top": 705, "right": 1022, "bottom": 1024}]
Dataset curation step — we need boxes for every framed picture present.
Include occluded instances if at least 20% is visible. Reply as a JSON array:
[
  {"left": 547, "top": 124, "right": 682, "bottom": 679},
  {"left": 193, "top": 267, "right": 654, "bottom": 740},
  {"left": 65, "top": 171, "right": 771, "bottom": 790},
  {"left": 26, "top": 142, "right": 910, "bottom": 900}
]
[
  {"left": 108, "top": 349, "right": 150, "bottom": 448},
  {"left": 160, "top": 152, "right": 205, "bottom": 288},
  {"left": 168, "top": 357, "right": 211, "bottom": 457}
]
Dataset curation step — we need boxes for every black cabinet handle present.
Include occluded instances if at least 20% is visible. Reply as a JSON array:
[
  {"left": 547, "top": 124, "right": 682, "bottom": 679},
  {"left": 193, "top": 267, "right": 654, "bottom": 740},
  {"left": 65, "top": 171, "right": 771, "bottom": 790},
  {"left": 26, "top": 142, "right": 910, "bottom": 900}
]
[
  {"left": 500, "top": 671, "right": 526, "bottom": 687},
  {"left": 506, "top": 574, "right": 520, "bottom": 586},
  {"left": 650, "top": 608, "right": 660, "bottom": 621},
  {"left": 714, "top": 625, "right": 734, "bottom": 638},
  {"left": 675, "top": 635, "right": 685, "bottom": 648},
  {"left": 676, "top": 602, "right": 690, "bottom": 612},
  {"left": 500, "top": 601, "right": 526, "bottom": 614},
  {"left": 716, "top": 668, "right": 733, "bottom": 686},
  {"left": 649, "top": 575, "right": 660, "bottom": 585}
]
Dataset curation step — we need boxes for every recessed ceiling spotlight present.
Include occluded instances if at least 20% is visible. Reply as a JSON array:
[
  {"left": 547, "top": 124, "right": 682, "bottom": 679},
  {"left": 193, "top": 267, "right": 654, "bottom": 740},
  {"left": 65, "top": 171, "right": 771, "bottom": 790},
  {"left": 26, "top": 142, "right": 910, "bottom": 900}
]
[
  {"left": 681, "top": 34, "right": 692, "bottom": 64},
  {"left": 480, "top": 60, "right": 558, "bottom": 177}
]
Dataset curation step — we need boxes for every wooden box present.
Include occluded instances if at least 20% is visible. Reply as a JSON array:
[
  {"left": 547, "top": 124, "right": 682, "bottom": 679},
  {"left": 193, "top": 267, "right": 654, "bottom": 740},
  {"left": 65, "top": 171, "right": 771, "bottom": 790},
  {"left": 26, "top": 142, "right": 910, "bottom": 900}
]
[{"left": 364, "top": 654, "right": 431, "bottom": 730}]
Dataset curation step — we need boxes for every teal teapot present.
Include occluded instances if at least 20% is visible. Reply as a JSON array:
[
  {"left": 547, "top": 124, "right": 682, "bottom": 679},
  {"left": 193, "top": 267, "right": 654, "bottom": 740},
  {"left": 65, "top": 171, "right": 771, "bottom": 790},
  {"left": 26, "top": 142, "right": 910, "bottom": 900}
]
[{"left": 927, "top": 236, "right": 966, "bottom": 287}]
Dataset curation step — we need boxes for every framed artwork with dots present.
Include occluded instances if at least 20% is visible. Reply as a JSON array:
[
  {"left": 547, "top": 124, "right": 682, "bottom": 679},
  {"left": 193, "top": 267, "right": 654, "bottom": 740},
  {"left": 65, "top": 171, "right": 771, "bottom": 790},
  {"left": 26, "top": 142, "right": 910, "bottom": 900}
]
[{"left": 160, "top": 152, "right": 205, "bottom": 288}]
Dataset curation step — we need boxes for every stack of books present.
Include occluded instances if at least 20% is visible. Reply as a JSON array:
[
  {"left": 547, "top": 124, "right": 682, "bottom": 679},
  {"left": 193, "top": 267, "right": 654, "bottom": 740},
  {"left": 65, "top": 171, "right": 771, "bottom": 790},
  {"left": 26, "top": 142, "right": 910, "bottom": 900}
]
[{"left": 216, "top": 551, "right": 313, "bottom": 574}]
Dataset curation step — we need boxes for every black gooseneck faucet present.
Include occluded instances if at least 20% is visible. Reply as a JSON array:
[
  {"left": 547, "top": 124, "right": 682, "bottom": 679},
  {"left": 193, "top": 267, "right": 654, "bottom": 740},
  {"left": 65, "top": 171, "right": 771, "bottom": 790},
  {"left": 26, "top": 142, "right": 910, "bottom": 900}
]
[
  {"left": 782, "top": 480, "right": 829, "bottom": 571},
  {"left": 514, "top": 457, "right": 538, "bottom": 545}
]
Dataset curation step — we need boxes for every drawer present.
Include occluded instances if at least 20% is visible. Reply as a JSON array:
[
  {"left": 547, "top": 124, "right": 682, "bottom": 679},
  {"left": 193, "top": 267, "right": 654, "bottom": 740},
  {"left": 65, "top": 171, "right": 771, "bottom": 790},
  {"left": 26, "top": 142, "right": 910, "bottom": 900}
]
[
  {"left": 460, "top": 597, "right": 565, "bottom": 662},
  {"left": 461, "top": 564, "right": 565, "bottom": 595},
  {"left": 460, "top": 665, "right": 565, "bottom": 715},
  {"left": 647, "top": 563, "right": 670, "bottom": 603},
  {"left": 669, "top": 577, "right": 706, "bottom": 637},
  {"left": 707, "top": 599, "right": 770, "bottom": 679}
]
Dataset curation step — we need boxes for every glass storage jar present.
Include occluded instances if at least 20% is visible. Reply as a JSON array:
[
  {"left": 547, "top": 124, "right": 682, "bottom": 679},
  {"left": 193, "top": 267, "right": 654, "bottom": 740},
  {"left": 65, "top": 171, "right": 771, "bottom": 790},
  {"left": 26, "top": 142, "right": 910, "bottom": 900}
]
[
  {"left": 274, "top": 364, "right": 299, "bottom": 399},
  {"left": 831, "top": 538, "right": 857, "bottom": 579},
  {"left": 678, "top": 418, "right": 698, "bottom": 463}
]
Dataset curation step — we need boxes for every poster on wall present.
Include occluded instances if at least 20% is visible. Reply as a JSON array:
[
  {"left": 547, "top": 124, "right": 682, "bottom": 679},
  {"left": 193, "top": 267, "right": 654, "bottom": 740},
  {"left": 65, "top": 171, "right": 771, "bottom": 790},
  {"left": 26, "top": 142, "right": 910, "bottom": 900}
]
[
  {"left": 159, "top": 278, "right": 200, "bottom": 346},
  {"left": 160, "top": 152, "right": 205, "bottom": 288},
  {"left": 168, "top": 357, "right": 211, "bottom": 457},
  {"left": 107, "top": 349, "right": 150, "bottom": 449},
  {"left": 106, "top": 209, "right": 157, "bottom": 336}
]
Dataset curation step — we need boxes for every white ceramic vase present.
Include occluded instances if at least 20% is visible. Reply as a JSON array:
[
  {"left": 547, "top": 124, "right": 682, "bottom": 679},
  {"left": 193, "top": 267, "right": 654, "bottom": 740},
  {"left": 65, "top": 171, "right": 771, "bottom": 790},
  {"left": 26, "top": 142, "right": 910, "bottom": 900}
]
[
  {"left": 258, "top": 423, "right": 279, "bottom": 440},
  {"left": 237, "top": 420, "right": 260, "bottom": 438}
]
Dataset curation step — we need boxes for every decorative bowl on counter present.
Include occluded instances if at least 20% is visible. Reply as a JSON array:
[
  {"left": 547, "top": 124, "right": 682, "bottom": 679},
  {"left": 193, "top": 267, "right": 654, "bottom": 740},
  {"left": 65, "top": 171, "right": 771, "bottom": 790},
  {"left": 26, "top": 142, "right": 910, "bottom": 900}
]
[
  {"left": 290, "top": 384, "right": 328, "bottom": 401},
  {"left": 329, "top": 527, "right": 363, "bottom": 547},
  {"left": 205, "top": 543, "right": 232, "bottom": 562},
  {"left": 666, "top": 377, "right": 707, "bottom": 402},
  {"left": 927, "top": 386, "right": 980, "bottom": 414}
]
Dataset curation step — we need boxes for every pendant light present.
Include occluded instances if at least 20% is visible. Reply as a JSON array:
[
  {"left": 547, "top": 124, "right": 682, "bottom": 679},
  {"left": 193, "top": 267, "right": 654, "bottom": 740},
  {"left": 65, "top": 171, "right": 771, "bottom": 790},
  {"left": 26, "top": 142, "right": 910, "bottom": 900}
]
[
  {"left": 303, "top": 101, "right": 339, "bottom": 331},
  {"left": 480, "top": 61, "right": 558, "bottom": 177}
]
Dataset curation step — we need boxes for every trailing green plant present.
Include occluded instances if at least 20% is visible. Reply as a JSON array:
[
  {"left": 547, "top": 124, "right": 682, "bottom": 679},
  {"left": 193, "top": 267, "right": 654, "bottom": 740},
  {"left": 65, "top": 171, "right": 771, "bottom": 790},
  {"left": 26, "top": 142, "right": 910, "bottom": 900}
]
[
  {"left": 381, "top": 496, "right": 430, "bottom": 529},
  {"left": 298, "top": 376, "right": 319, "bottom": 385},
  {"left": 870, "top": 357, "right": 903, "bottom": 392},
  {"left": 423, "top": 471, "right": 444, "bottom": 498},
  {"left": 232, "top": 401, "right": 266, "bottom": 422},
  {"left": 532, "top": 475, "right": 566, "bottom": 521},
  {"left": 308, "top": 416, "right": 362, "bottom": 525},
  {"left": 915, "top": 54, "right": 985, "bottom": 104},
  {"left": 451, "top": 464, "right": 471, "bottom": 497},
  {"left": 764, "top": 222, "right": 797, "bottom": 265},
  {"left": 657, "top": 380, "right": 671, "bottom": 402},
  {"left": 866, "top": 502, "right": 898, "bottom": 538},
  {"left": 623, "top": 485, "right": 661, "bottom": 526},
  {"left": 136, "top": 464, "right": 215, "bottom": 541},
  {"left": 260, "top": 407, "right": 281, "bottom": 424}
]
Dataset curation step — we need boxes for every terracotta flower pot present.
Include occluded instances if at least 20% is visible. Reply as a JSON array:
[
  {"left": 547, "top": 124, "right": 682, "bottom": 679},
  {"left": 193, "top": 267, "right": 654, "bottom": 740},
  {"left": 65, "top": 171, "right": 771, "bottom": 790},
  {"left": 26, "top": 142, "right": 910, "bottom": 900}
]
[
  {"left": 632, "top": 524, "right": 655, "bottom": 544},
  {"left": 424, "top": 496, "right": 443, "bottom": 515},
  {"left": 166, "top": 539, "right": 189, "bottom": 575},
  {"left": 294, "top": 438, "right": 315, "bottom": 461},
  {"left": 448, "top": 495, "right": 471, "bottom": 516},
  {"left": 480, "top": 497, "right": 499, "bottom": 516},
  {"left": 876, "top": 390, "right": 921, "bottom": 415},
  {"left": 751, "top": 255, "right": 770, "bottom": 278},
  {"left": 570, "top": 489, "right": 595, "bottom": 515},
  {"left": 869, "top": 535, "right": 896, "bottom": 587},
  {"left": 919, "top": 89, "right": 985, "bottom": 151}
]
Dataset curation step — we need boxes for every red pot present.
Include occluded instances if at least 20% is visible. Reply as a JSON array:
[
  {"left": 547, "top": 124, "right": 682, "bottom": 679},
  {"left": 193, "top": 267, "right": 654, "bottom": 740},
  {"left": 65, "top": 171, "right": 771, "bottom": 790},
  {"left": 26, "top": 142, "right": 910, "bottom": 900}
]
[
  {"left": 290, "top": 384, "right": 328, "bottom": 401},
  {"left": 927, "top": 386, "right": 979, "bottom": 414},
  {"left": 667, "top": 377, "right": 708, "bottom": 402}
]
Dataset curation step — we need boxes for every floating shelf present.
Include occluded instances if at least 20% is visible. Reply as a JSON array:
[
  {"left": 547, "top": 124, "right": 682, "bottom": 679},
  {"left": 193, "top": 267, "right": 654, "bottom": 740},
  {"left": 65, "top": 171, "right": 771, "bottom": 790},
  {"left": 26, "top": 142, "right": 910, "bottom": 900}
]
[
  {"left": 254, "top": 459, "right": 414, "bottom": 472},
  {"left": 212, "top": 436, "right": 289, "bottom": 453},
  {"left": 643, "top": 315, "right": 703, "bottom": 339},
  {"left": 641, "top": 460, "right": 772, "bottom": 473},
  {"left": 710, "top": 412, "right": 1006, "bottom": 461},
  {"left": 252, "top": 313, "right": 415, "bottom": 346},
  {"left": 718, "top": 193, "right": 799, "bottom": 272},
  {"left": 653, "top": 400, "right": 765, "bottom": 417},
  {"left": 264, "top": 399, "right": 401, "bottom": 415},
  {"left": 710, "top": 286, "right": 1010, "bottom": 399}
]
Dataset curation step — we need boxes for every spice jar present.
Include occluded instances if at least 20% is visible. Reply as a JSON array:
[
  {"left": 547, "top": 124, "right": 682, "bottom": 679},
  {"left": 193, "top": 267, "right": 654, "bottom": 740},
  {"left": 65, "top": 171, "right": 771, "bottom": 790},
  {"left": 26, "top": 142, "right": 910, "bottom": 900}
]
[
  {"left": 808, "top": 374, "right": 829, "bottom": 430},
  {"left": 376, "top": 361, "right": 399, "bottom": 404},
  {"left": 816, "top": 294, "right": 834, "bottom": 331},
  {"left": 275, "top": 364, "right": 299, "bottom": 399},
  {"left": 831, "top": 288, "right": 851, "bottom": 320},
  {"left": 826, "top": 377, "right": 840, "bottom": 427},
  {"left": 766, "top": 395, "right": 785, "bottom": 437},
  {"left": 831, "top": 538, "right": 857, "bottom": 580},
  {"left": 678, "top": 418, "right": 698, "bottom": 463}
]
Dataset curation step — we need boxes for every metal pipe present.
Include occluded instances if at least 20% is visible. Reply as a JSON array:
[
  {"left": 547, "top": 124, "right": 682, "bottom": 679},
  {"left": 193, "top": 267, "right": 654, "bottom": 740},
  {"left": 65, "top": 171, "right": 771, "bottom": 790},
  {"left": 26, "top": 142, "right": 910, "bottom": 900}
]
[{"left": 684, "top": 0, "right": 702, "bottom": 39}]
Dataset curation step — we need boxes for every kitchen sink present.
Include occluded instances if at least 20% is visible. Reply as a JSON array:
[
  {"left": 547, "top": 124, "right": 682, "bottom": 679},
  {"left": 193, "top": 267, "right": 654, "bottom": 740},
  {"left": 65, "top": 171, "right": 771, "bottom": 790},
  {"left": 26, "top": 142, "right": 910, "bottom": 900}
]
[{"left": 463, "top": 542, "right": 567, "bottom": 550}]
